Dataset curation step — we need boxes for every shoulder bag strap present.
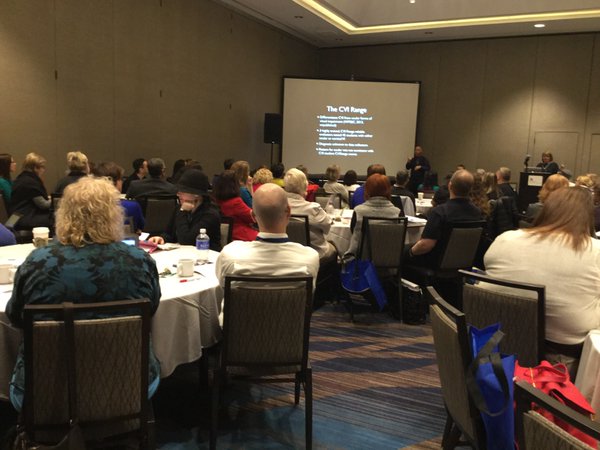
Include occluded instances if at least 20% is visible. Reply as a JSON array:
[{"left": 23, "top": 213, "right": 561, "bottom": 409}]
[{"left": 63, "top": 302, "right": 79, "bottom": 425}]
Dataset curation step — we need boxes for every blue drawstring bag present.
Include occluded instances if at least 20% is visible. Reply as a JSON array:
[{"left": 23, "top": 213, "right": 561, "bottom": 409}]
[
  {"left": 340, "top": 259, "right": 387, "bottom": 311},
  {"left": 466, "top": 324, "right": 516, "bottom": 450}
]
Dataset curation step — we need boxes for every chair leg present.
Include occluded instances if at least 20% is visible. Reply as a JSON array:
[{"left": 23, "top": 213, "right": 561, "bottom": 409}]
[
  {"left": 441, "top": 412, "right": 461, "bottom": 450},
  {"left": 209, "top": 371, "right": 220, "bottom": 450},
  {"left": 294, "top": 373, "right": 301, "bottom": 405},
  {"left": 304, "top": 368, "right": 313, "bottom": 450}
]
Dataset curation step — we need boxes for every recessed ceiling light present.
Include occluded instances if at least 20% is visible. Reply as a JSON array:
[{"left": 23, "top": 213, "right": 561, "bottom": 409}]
[
  {"left": 534, "top": 23, "right": 546, "bottom": 28},
  {"left": 294, "top": 15, "right": 304, "bottom": 19},
  {"left": 409, "top": 0, "right": 416, "bottom": 4}
]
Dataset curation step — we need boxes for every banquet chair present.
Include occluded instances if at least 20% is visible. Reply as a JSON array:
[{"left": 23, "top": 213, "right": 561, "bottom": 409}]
[
  {"left": 209, "top": 275, "right": 313, "bottom": 450},
  {"left": 460, "top": 269, "right": 545, "bottom": 367},
  {"left": 390, "top": 195, "right": 405, "bottom": 215},
  {"left": 315, "top": 191, "right": 342, "bottom": 209},
  {"left": 345, "top": 216, "right": 407, "bottom": 321},
  {"left": 404, "top": 220, "right": 486, "bottom": 308},
  {"left": 426, "top": 286, "right": 486, "bottom": 450},
  {"left": 220, "top": 216, "right": 233, "bottom": 249},
  {"left": 515, "top": 380, "right": 600, "bottom": 450},
  {"left": 287, "top": 214, "right": 311, "bottom": 246},
  {"left": 0, "top": 193, "right": 9, "bottom": 224},
  {"left": 20, "top": 299, "right": 154, "bottom": 449},
  {"left": 138, "top": 195, "right": 178, "bottom": 235}
]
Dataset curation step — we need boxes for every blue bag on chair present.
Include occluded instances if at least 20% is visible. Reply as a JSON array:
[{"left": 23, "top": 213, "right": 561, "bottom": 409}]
[
  {"left": 466, "top": 324, "right": 516, "bottom": 450},
  {"left": 340, "top": 259, "right": 388, "bottom": 311}
]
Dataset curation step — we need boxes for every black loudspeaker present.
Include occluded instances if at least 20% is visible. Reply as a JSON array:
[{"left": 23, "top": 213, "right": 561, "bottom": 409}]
[{"left": 263, "top": 113, "right": 282, "bottom": 144}]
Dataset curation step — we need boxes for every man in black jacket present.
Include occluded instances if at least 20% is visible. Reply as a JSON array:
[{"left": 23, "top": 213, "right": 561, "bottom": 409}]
[
  {"left": 126, "top": 158, "right": 177, "bottom": 199},
  {"left": 405, "top": 145, "right": 431, "bottom": 194}
]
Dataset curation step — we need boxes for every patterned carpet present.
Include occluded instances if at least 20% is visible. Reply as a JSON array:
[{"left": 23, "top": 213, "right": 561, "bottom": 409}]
[
  {"left": 154, "top": 303, "right": 446, "bottom": 449},
  {"left": 0, "top": 303, "right": 446, "bottom": 449}
]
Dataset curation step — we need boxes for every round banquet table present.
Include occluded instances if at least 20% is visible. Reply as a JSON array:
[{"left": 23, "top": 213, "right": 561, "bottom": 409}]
[{"left": 0, "top": 243, "right": 222, "bottom": 401}]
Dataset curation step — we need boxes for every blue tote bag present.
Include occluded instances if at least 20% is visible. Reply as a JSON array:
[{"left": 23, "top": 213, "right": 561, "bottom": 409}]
[{"left": 466, "top": 324, "right": 516, "bottom": 450}]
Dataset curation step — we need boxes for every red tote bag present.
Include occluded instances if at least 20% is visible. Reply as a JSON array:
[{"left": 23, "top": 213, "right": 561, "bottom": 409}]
[{"left": 514, "top": 360, "right": 597, "bottom": 448}]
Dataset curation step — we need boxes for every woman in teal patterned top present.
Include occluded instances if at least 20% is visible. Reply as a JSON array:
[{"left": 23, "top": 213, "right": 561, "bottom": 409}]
[
  {"left": 6, "top": 176, "right": 162, "bottom": 411},
  {"left": 0, "top": 153, "right": 16, "bottom": 202}
]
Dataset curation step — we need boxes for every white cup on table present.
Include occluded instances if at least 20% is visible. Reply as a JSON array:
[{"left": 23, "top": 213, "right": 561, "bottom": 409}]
[
  {"left": 0, "top": 264, "right": 12, "bottom": 284},
  {"left": 418, "top": 192, "right": 424, "bottom": 200},
  {"left": 177, "top": 259, "right": 195, "bottom": 277},
  {"left": 32, "top": 227, "right": 50, "bottom": 248}
]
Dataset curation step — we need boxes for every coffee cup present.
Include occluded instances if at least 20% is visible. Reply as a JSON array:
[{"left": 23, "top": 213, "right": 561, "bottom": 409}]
[
  {"left": 0, "top": 264, "right": 12, "bottom": 284},
  {"left": 177, "top": 259, "right": 195, "bottom": 277},
  {"left": 418, "top": 192, "right": 424, "bottom": 200},
  {"left": 32, "top": 227, "right": 50, "bottom": 248}
]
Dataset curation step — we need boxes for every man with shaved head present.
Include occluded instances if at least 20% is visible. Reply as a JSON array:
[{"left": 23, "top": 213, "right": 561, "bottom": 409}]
[
  {"left": 408, "top": 169, "right": 483, "bottom": 265},
  {"left": 216, "top": 183, "right": 320, "bottom": 298}
]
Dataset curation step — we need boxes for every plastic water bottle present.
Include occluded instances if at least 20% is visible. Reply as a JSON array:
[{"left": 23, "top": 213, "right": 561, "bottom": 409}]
[
  {"left": 196, "top": 228, "right": 210, "bottom": 264},
  {"left": 325, "top": 197, "right": 335, "bottom": 216}
]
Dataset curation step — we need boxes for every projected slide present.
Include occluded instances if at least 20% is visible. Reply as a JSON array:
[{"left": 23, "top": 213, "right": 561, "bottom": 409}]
[{"left": 282, "top": 78, "right": 419, "bottom": 176}]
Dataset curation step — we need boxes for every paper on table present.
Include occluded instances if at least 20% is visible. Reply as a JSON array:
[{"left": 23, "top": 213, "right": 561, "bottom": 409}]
[{"left": 406, "top": 215, "right": 427, "bottom": 223}]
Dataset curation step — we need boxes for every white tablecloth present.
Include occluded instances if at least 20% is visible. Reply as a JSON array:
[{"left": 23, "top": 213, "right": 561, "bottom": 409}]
[
  {"left": 415, "top": 198, "right": 433, "bottom": 215},
  {"left": 575, "top": 330, "right": 600, "bottom": 417},
  {"left": 0, "top": 244, "right": 222, "bottom": 400},
  {"left": 325, "top": 216, "right": 426, "bottom": 255}
]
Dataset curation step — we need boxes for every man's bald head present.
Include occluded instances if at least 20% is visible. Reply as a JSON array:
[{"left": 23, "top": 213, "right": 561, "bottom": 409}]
[
  {"left": 449, "top": 170, "right": 474, "bottom": 198},
  {"left": 252, "top": 183, "right": 290, "bottom": 233}
]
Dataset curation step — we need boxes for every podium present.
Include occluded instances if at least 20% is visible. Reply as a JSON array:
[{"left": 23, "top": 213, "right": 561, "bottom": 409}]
[{"left": 518, "top": 170, "right": 551, "bottom": 213}]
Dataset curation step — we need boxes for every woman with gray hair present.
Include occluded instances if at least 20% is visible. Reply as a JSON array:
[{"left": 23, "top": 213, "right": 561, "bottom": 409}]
[
  {"left": 285, "top": 168, "right": 336, "bottom": 261},
  {"left": 53, "top": 150, "right": 90, "bottom": 195},
  {"left": 323, "top": 164, "right": 349, "bottom": 207}
]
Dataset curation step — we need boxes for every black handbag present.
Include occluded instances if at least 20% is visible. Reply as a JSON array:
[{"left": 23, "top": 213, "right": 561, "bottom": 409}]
[{"left": 14, "top": 304, "right": 87, "bottom": 450}]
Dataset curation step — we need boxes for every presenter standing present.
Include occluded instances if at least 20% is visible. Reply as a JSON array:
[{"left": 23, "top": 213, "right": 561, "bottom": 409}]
[
  {"left": 406, "top": 145, "right": 431, "bottom": 194},
  {"left": 536, "top": 152, "right": 559, "bottom": 174}
]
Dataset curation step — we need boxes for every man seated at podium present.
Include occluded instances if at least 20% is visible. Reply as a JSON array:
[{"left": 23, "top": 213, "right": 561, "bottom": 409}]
[{"left": 536, "top": 152, "right": 559, "bottom": 174}]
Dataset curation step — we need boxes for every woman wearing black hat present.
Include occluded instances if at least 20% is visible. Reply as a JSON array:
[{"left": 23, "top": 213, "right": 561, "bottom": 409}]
[{"left": 149, "top": 169, "right": 221, "bottom": 249}]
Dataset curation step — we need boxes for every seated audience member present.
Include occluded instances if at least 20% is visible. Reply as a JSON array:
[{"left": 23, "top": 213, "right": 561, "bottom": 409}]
[
  {"left": 211, "top": 158, "right": 234, "bottom": 189},
  {"left": 346, "top": 174, "right": 401, "bottom": 257},
  {"left": 391, "top": 169, "right": 415, "bottom": 208},
  {"left": 271, "top": 162, "right": 285, "bottom": 187},
  {"left": 252, "top": 167, "right": 273, "bottom": 192},
  {"left": 213, "top": 170, "right": 257, "bottom": 242},
  {"left": 343, "top": 170, "right": 361, "bottom": 193},
  {"left": 496, "top": 166, "right": 517, "bottom": 199},
  {"left": 323, "top": 164, "right": 349, "bottom": 207},
  {"left": 296, "top": 165, "right": 319, "bottom": 202},
  {"left": 216, "top": 183, "right": 319, "bottom": 298},
  {"left": 417, "top": 171, "right": 439, "bottom": 193},
  {"left": 537, "top": 152, "right": 559, "bottom": 174},
  {"left": 126, "top": 158, "right": 176, "bottom": 199},
  {"left": 0, "top": 224, "right": 15, "bottom": 246},
  {"left": 167, "top": 158, "right": 187, "bottom": 183},
  {"left": 483, "top": 171, "right": 499, "bottom": 200},
  {"left": 53, "top": 151, "right": 89, "bottom": 196},
  {"left": 576, "top": 174, "right": 594, "bottom": 189},
  {"left": 6, "top": 176, "right": 162, "bottom": 411},
  {"left": 122, "top": 158, "right": 147, "bottom": 194},
  {"left": 0, "top": 153, "right": 17, "bottom": 202},
  {"left": 10, "top": 152, "right": 51, "bottom": 230},
  {"left": 408, "top": 170, "right": 483, "bottom": 266},
  {"left": 149, "top": 169, "right": 221, "bottom": 249},
  {"left": 432, "top": 172, "right": 452, "bottom": 207},
  {"left": 93, "top": 161, "right": 145, "bottom": 233},
  {"left": 456, "top": 164, "right": 466, "bottom": 171},
  {"left": 351, "top": 164, "right": 386, "bottom": 208},
  {"left": 284, "top": 168, "right": 336, "bottom": 261},
  {"left": 406, "top": 145, "right": 431, "bottom": 194},
  {"left": 484, "top": 187, "right": 600, "bottom": 378},
  {"left": 525, "top": 174, "right": 569, "bottom": 222},
  {"left": 231, "top": 160, "right": 253, "bottom": 207}
]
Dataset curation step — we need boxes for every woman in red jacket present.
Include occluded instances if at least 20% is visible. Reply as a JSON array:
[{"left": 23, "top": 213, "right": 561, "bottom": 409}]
[{"left": 213, "top": 170, "right": 258, "bottom": 242}]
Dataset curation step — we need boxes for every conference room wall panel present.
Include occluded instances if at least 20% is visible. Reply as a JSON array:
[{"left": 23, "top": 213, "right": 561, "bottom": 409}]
[
  {"left": 431, "top": 41, "right": 487, "bottom": 174},
  {"left": 318, "top": 32, "right": 600, "bottom": 182},
  {"left": 581, "top": 34, "right": 600, "bottom": 175},
  {"left": 0, "top": 1, "right": 56, "bottom": 177},
  {"left": 0, "top": 0, "right": 318, "bottom": 189},
  {"left": 54, "top": 0, "right": 115, "bottom": 181},
  {"left": 477, "top": 38, "right": 537, "bottom": 175},
  {"left": 114, "top": 0, "right": 162, "bottom": 164}
]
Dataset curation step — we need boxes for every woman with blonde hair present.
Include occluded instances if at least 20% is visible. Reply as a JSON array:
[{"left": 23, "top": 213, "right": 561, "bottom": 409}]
[
  {"left": 525, "top": 173, "right": 569, "bottom": 221},
  {"left": 484, "top": 187, "right": 600, "bottom": 377},
  {"left": 252, "top": 167, "right": 273, "bottom": 192},
  {"left": 53, "top": 151, "right": 90, "bottom": 195},
  {"left": 6, "top": 176, "right": 162, "bottom": 410},
  {"left": 231, "top": 160, "right": 253, "bottom": 207},
  {"left": 10, "top": 152, "right": 51, "bottom": 230}
]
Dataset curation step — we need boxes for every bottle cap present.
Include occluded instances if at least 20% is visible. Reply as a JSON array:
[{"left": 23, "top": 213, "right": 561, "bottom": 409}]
[{"left": 200, "top": 228, "right": 206, "bottom": 234}]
